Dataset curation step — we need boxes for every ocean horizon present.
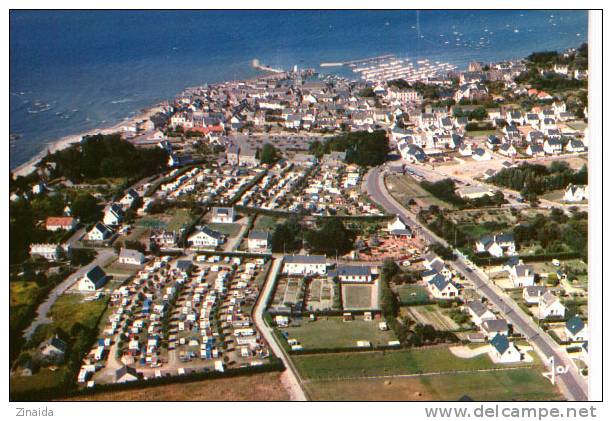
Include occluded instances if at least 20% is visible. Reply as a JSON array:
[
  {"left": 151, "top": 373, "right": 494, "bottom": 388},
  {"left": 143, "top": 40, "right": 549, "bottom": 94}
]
[{"left": 9, "top": 10, "right": 588, "bottom": 170}]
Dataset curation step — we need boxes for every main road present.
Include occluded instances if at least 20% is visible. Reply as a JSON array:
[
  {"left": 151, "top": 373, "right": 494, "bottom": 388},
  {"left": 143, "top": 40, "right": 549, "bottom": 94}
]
[
  {"left": 365, "top": 164, "right": 588, "bottom": 401},
  {"left": 252, "top": 256, "right": 308, "bottom": 401}
]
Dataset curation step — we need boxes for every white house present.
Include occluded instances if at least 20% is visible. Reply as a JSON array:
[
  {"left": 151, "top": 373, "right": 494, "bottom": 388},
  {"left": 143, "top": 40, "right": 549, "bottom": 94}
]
[
  {"left": 475, "top": 233, "right": 516, "bottom": 257},
  {"left": 87, "top": 222, "right": 113, "bottom": 242},
  {"left": 565, "top": 139, "right": 586, "bottom": 153},
  {"left": 103, "top": 204, "right": 124, "bottom": 226},
  {"left": 283, "top": 255, "right": 327, "bottom": 276},
  {"left": 427, "top": 274, "right": 459, "bottom": 299},
  {"left": 120, "top": 189, "right": 140, "bottom": 209},
  {"left": 489, "top": 333, "right": 521, "bottom": 363},
  {"left": 525, "top": 143, "right": 545, "bottom": 157},
  {"left": 211, "top": 207, "right": 235, "bottom": 224},
  {"left": 77, "top": 266, "right": 108, "bottom": 291},
  {"left": 522, "top": 285, "right": 547, "bottom": 304},
  {"left": 188, "top": 226, "right": 223, "bottom": 248},
  {"left": 466, "top": 301, "right": 496, "bottom": 325},
  {"left": 538, "top": 291, "right": 566, "bottom": 319},
  {"left": 565, "top": 315, "right": 587, "bottom": 342},
  {"left": 387, "top": 215, "right": 413, "bottom": 238},
  {"left": 508, "top": 264, "right": 535, "bottom": 287},
  {"left": 472, "top": 148, "right": 492, "bottom": 161},
  {"left": 118, "top": 248, "right": 146, "bottom": 265},
  {"left": 247, "top": 230, "right": 271, "bottom": 252},
  {"left": 543, "top": 138, "right": 564, "bottom": 155},
  {"left": 328, "top": 265, "right": 372, "bottom": 283},
  {"left": 564, "top": 184, "right": 588, "bottom": 202},
  {"left": 114, "top": 366, "right": 140, "bottom": 383},
  {"left": 481, "top": 318, "right": 509, "bottom": 339},
  {"left": 30, "top": 243, "right": 62, "bottom": 261}
]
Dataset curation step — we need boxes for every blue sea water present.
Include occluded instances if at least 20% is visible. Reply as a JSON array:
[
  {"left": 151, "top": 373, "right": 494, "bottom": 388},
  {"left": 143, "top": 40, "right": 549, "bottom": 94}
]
[{"left": 9, "top": 10, "right": 588, "bottom": 170}]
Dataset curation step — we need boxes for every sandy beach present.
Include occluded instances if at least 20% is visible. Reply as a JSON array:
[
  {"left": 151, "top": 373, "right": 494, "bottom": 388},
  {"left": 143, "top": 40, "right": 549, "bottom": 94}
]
[{"left": 12, "top": 106, "right": 162, "bottom": 178}]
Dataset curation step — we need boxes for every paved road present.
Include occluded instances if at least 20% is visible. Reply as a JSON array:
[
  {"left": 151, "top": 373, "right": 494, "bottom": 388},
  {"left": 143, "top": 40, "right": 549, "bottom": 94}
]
[
  {"left": 22, "top": 248, "right": 116, "bottom": 340},
  {"left": 364, "top": 165, "right": 588, "bottom": 401},
  {"left": 252, "top": 257, "right": 307, "bottom": 401}
]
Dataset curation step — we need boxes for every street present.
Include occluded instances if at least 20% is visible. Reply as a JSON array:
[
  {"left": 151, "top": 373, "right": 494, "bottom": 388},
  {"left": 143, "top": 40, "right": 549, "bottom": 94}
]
[
  {"left": 252, "top": 257, "right": 308, "bottom": 401},
  {"left": 364, "top": 164, "right": 588, "bottom": 401}
]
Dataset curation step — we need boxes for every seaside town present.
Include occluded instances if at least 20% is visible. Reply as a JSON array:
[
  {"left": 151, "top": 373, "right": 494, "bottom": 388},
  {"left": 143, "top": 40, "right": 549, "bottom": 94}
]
[{"left": 10, "top": 43, "right": 590, "bottom": 402}]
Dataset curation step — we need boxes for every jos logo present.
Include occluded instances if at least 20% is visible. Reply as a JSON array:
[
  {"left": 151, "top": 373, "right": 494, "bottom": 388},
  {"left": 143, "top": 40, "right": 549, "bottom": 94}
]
[{"left": 545, "top": 356, "right": 569, "bottom": 384}]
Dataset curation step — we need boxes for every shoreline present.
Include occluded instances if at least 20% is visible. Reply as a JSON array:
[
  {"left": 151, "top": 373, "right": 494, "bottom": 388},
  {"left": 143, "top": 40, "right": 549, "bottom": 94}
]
[
  {"left": 11, "top": 68, "right": 275, "bottom": 179},
  {"left": 11, "top": 106, "right": 162, "bottom": 178}
]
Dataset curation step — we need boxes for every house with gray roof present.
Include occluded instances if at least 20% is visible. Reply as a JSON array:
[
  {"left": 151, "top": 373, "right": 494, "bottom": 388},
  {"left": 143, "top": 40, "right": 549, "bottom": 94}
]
[
  {"left": 328, "top": 265, "right": 373, "bottom": 283},
  {"left": 119, "top": 248, "right": 146, "bottom": 266},
  {"left": 283, "top": 254, "right": 327, "bottom": 276}
]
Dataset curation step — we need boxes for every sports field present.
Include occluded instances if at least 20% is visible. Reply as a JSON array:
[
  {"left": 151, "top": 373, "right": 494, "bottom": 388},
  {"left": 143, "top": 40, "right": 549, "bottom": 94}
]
[
  {"left": 342, "top": 283, "right": 378, "bottom": 310},
  {"left": 282, "top": 317, "right": 396, "bottom": 349}
]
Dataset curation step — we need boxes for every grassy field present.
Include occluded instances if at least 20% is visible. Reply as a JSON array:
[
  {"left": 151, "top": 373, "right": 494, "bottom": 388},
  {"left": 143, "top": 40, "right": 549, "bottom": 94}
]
[
  {"left": 386, "top": 174, "right": 451, "bottom": 209},
  {"left": 29, "top": 294, "right": 109, "bottom": 346},
  {"left": 207, "top": 223, "right": 242, "bottom": 236},
  {"left": 342, "top": 284, "right": 376, "bottom": 309},
  {"left": 303, "top": 368, "right": 562, "bottom": 401},
  {"left": 137, "top": 208, "right": 194, "bottom": 231},
  {"left": 292, "top": 347, "right": 516, "bottom": 380},
  {"left": 396, "top": 285, "right": 430, "bottom": 305},
  {"left": 253, "top": 214, "right": 284, "bottom": 231},
  {"left": 10, "top": 367, "right": 70, "bottom": 395},
  {"left": 282, "top": 317, "right": 396, "bottom": 349},
  {"left": 63, "top": 372, "right": 289, "bottom": 401},
  {"left": 10, "top": 281, "right": 43, "bottom": 329}
]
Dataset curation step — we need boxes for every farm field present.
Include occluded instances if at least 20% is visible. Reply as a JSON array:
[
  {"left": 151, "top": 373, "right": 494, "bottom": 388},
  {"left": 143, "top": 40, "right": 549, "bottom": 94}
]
[
  {"left": 64, "top": 372, "right": 289, "bottom": 401},
  {"left": 342, "top": 283, "right": 378, "bottom": 310},
  {"left": 403, "top": 305, "right": 463, "bottom": 331},
  {"left": 292, "top": 347, "right": 519, "bottom": 380},
  {"left": 385, "top": 174, "right": 451, "bottom": 210},
  {"left": 282, "top": 316, "right": 396, "bottom": 349},
  {"left": 303, "top": 368, "right": 562, "bottom": 401}
]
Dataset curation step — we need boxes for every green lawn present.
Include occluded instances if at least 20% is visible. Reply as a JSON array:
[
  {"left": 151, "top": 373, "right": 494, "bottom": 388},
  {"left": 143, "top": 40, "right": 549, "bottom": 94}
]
[
  {"left": 253, "top": 215, "right": 284, "bottom": 231},
  {"left": 303, "top": 368, "right": 562, "bottom": 401},
  {"left": 167, "top": 209, "right": 194, "bottom": 231},
  {"left": 282, "top": 317, "right": 396, "bottom": 349},
  {"left": 207, "top": 223, "right": 242, "bottom": 236},
  {"left": 396, "top": 285, "right": 430, "bottom": 305},
  {"left": 292, "top": 347, "right": 516, "bottom": 380}
]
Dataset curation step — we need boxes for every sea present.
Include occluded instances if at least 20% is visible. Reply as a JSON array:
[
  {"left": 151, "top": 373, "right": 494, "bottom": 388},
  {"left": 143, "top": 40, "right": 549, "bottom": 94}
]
[{"left": 9, "top": 10, "right": 588, "bottom": 170}]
